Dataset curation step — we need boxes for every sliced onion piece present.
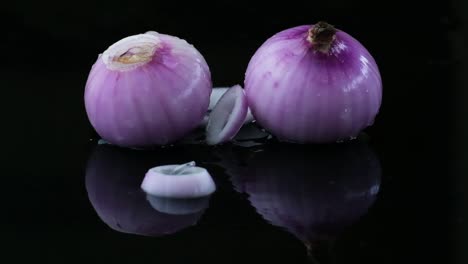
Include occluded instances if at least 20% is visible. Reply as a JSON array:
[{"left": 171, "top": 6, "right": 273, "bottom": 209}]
[
  {"left": 199, "top": 87, "right": 229, "bottom": 127},
  {"left": 208, "top": 87, "right": 230, "bottom": 111},
  {"left": 200, "top": 86, "right": 254, "bottom": 127},
  {"left": 141, "top": 161, "right": 216, "bottom": 198},
  {"left": 206, "top": 85, "right": 248, "bottom": 145}
]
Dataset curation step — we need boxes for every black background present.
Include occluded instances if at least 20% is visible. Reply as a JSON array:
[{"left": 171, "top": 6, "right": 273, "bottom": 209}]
[{"left": 3, "top": 0, "right": 467, "bottom": 263}]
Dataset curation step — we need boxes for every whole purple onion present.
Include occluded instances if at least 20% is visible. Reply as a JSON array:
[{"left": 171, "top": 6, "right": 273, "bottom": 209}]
[
  {"left": 227, "top": 139, "right": 381, "bottom": 258},
  {"left": 85, "top": 144, "right": 211, "bottom": 236},
  {"left": 245, "top": 22, "right": 382, "bottom": 143},
  {"left": 85, "top": 32, "right": 212, "bottom": 148}
]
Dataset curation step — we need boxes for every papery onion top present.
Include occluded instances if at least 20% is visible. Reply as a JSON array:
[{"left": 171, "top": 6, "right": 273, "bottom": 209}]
[{"left": 102, "top": 33, "right": 161, "bottom": 71}]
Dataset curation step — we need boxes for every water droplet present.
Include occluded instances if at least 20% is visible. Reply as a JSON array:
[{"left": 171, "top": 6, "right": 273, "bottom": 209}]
[
  {"left": 98, "top": 139, "right": 109, "bottom": 145},
  {"left": 316, "top": 93, "right": 321, "bottom": 97},
  {"left": 370, "top": 185, "right": 380, "bottom": 195},
  {"left": 365, "top": 89, "right": 369, "bottom": 93},
  {"left": 340, "top": 108, "right": 351, "bottom": 120}
]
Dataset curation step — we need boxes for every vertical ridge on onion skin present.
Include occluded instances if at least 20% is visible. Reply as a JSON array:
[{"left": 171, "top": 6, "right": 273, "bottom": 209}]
[
  {"left": 125, "top": 71, "right": 152, "bottom": 143},
  {"left": 132, "top": 68, "right": 162, "bottom": 143},
  {"left": 149, "top": 37, "right": 211, "bottom": 145},
  {"left": 292, "top": 53, "right": 314, "bottom": 141},
  {"left": 85, "top": 60, "right": 106, "bottom": 93},
  {"left": 152, "top": 64, "right": 187, "bottom": 141},
  {"left": 245, "top": 22, "right": 382, "bottom": 143},
  {"left": 302, "top": 53, "right": 325, "bottom": 141},
  {"left": 113, "top": 72, "right": 137, "bottom": 143},
  {"left": 84, "top": 60, "right": 110, "bottom": 126},
  {"left": 89, "top": 69, "right": 121, "bottom": 144},
  {"left": 143, "top": 67, "right": 175, "bottom": 144}
]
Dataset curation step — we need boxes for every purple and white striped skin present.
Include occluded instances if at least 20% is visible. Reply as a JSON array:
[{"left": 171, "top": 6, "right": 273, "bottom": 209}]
[
  {"left": 206, "top": 85, "right": 249, "bottom": 145},
  {"left": 245, "top": 22, "right": 382, "bottom": 143},
  {"left": 85, "top": 32, "right": 212, "bottom": 148}
]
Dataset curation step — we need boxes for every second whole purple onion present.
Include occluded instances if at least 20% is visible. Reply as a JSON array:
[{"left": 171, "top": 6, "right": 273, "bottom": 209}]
[{"left": 245, "top": 21, "right": 382, "bottom": 143}]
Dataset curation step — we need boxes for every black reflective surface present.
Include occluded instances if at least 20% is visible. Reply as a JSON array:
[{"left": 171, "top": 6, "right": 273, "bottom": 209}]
[
  {"left": 81, "top": 133, "right": 383, "bottom": 263},
  {"left": 5, "top": 0, "right": 466, "bottom": 263},
  {"left": 85, "top": 145, "right": 213, "bottom": 237}
]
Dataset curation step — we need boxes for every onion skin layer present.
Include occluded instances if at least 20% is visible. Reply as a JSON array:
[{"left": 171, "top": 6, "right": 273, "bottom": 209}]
[
  {"left": 206, "top": 85, "right": 249, "bottom": 145},
  {"left": 245, "top": 23, "right": 382, "bottom": 143},
  {"left": 85, "top": 32, "right": 212, "bottom": 148}
]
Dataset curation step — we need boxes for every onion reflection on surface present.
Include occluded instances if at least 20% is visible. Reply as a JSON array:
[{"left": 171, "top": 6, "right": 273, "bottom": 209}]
[
  {"left": 227, "top": 139, "right": 381, "bottom": 261},
  {"left": 85, "top": 144, "right": 212, "bottom": 236}
]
